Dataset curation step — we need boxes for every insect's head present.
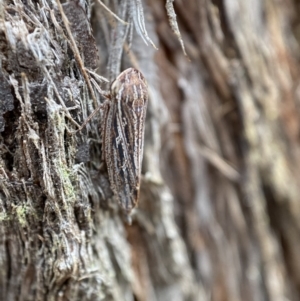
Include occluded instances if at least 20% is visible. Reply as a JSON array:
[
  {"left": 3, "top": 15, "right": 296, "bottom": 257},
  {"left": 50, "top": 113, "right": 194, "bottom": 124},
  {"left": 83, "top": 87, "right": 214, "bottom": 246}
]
[{"left": 110, "top": 68, "right": 148, "bottom": 100}]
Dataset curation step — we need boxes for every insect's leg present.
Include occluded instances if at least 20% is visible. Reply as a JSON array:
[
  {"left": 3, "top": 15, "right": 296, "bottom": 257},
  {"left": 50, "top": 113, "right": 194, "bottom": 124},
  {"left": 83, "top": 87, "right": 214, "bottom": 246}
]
[
  {"left": 75, "top": 77, "right": 111, "bottom": 133},
  {"left": 76, "top": 100, "right": 110, "bottom": 133},
  {"left": 101, "top": 102, "right": 110, "bottom": 162}
]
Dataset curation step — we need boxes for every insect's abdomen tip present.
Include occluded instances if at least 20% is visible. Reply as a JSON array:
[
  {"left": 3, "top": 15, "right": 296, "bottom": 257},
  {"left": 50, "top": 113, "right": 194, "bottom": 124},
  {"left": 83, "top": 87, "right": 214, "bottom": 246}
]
[{"left": 125, "top": 214, "right": 132, "bottom": 225}]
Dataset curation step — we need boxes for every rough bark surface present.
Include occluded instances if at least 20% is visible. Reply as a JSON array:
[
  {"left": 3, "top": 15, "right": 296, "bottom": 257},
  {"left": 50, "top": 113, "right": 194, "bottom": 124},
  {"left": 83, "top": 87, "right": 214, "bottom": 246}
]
[{"left": 1, "top": 0, "right": 300, "bottom": 301}]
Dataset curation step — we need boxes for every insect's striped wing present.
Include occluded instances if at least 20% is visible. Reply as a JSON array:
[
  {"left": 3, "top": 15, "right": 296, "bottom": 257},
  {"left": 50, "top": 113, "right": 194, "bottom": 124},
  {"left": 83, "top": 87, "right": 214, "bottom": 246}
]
[{"left": 103, "top": 68, "right": 148, "bottom": 215}]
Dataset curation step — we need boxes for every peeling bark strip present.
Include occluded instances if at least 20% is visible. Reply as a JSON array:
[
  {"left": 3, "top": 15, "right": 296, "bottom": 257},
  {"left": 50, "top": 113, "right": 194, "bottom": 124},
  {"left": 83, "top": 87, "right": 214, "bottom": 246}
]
[{"left": 102, "top": 68, "right": 148, "bottom": 217}]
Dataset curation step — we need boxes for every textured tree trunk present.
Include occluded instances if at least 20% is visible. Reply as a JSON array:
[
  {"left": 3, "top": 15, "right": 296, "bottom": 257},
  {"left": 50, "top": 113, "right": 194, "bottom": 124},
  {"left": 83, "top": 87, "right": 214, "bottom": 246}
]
[{"left": 1, "top": 0, "right": 300, "bottom": 300}]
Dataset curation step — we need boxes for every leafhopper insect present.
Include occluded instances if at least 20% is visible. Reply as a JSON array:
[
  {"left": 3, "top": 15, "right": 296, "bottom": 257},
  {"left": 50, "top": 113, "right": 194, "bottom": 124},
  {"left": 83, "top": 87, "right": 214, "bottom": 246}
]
[{"left": 80, "top": 68, "right": 148, "bottom": 217}]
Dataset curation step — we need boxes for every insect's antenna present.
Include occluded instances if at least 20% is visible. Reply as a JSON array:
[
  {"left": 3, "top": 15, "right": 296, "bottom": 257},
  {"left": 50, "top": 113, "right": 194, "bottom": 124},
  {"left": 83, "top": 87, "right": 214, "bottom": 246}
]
[{"left": 76, "top": 78, "right": 110, "bottom": 133}]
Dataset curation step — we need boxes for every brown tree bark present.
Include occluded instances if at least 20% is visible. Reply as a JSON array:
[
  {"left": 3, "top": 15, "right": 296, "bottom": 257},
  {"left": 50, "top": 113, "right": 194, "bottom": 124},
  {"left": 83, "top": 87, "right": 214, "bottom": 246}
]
[{"left": 1, "top": 0, "right": 300, "bottom": 300}]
